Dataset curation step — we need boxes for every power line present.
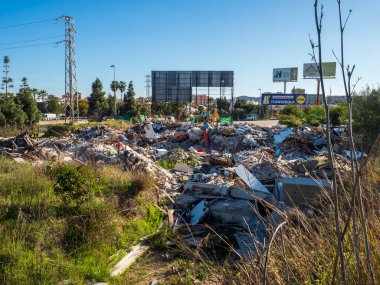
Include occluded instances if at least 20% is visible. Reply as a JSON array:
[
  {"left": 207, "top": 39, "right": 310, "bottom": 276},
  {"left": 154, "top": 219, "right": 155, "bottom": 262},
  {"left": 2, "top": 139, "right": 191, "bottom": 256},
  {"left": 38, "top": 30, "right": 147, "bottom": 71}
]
[
  {"left": 0, "top": 17, "right": 60, "bottom": 29},
  {"left": 0, "top": 35, "right": 64, "bottom": 46},
  {"left": 0, "top": 41, "right": 64, "bottom": 51}
]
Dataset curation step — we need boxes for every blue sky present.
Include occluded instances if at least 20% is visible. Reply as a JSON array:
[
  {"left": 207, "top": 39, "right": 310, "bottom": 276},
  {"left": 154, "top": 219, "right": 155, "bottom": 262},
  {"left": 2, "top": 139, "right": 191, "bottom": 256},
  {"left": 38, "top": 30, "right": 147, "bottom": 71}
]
[{"left": 0, "top": 0, "right": 379, "bottom": 98}]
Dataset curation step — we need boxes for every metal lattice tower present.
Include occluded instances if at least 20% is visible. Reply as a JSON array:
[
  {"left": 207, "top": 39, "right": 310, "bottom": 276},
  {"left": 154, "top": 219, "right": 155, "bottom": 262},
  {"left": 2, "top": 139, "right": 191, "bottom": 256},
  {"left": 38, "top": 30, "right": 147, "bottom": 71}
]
[
  {"left": 145, "top": 75, "right": 151, "bottom": 97},
  {"left": 64, "top": 16, "right": 78, "bottom": 123}
]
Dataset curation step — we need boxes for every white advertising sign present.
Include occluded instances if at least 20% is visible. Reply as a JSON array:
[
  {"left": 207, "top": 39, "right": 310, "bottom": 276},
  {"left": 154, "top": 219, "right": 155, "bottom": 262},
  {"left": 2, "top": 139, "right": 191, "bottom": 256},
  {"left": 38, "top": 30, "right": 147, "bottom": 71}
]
[{"left": 273, "top": 67, "right": 298, "bottom": 82}]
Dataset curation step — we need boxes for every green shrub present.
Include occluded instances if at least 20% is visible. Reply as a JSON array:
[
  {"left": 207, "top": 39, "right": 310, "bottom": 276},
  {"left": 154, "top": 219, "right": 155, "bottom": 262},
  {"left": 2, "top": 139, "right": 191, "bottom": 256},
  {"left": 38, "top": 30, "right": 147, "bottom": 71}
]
[
  {"left": 279, "top": 114, "right": 303, "bottom": 127},
  {"left": 54, "top": 164, "right": 99, "bottom": 207},
  {"left": 44, "top": 124, "right": 74, "bottom": 137},
  {"left": 330, "top": 102, "right": 348, "bottom": 126},
  {"left": 280, "top": 105, "right": 304, "bottom": 118},
  {"left": 305, "top": 105, "right": 325, "bottom": 126}
]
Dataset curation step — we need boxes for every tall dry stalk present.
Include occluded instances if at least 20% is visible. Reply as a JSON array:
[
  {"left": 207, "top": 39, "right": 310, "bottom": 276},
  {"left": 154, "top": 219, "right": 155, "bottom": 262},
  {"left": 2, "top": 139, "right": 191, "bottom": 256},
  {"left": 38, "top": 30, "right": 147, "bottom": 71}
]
[
  {"left": 311, "top": 1, "right": 346, "bottom": 283},
  {"left": 333, "top": 1, "right": 375, "bottom": 283}
]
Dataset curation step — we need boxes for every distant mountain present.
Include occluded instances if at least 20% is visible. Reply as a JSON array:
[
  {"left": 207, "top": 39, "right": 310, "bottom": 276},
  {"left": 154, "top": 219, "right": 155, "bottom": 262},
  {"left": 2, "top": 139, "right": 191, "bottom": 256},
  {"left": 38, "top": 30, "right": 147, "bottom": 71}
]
[{"left": 236, "top": 95, "right": 261, "bottom": 101}]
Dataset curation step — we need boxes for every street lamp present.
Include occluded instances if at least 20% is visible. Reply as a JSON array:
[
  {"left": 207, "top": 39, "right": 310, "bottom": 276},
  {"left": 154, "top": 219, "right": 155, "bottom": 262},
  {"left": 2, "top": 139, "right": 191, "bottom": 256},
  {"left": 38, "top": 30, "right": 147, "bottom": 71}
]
[{"left": 110, "top": 64, "right": 116, "bottom": 116}]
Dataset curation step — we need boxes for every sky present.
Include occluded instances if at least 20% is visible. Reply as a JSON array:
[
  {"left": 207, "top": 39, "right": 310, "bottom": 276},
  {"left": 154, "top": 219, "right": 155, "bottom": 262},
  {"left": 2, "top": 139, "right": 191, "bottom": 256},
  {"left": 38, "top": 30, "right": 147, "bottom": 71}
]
[{"left": 0, "top": 0, "right": 379, "bottom": 99}]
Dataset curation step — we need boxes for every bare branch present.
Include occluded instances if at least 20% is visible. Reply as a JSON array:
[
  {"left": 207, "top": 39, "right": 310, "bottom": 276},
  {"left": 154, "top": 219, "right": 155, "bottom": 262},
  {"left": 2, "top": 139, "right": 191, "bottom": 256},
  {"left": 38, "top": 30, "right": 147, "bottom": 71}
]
[
  {"left": 343, "top": 9, "right": 353, "bottom": 31},
  {"left": 332, "top": 49, "right": 343, "bottom": 67},
  {"left": 352, "top": 76, "right": 362, "bottom": 94}
]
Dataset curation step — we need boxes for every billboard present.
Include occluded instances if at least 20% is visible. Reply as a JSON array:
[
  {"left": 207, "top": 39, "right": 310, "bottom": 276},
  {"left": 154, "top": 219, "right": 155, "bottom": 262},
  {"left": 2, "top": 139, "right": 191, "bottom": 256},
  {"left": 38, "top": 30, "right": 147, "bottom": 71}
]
[
  {"left": 303, "top": 62, "right": 336, "bottom": 78},
  {"left": 261, "top": 94, "right": 307, "bottom": 105},
  {"left": 152, "top": 71, "right": 234, "bottom": 103},
  {"left": 273, "top": 67, "right": 298, "bottom": 82}
]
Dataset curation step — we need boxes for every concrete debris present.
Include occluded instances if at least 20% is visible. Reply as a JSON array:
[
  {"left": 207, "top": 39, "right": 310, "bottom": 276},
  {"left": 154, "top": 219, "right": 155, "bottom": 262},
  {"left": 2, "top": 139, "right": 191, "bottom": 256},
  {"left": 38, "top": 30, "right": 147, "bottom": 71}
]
[
  {"left": 234, "top": 164, "right": 271, "bottom": 194},
  {"left": 281, "top": 177, "right": 331, "bottom": 207},
  {"left": 173, "top": 163, "right": 194, "bottom": 173},
  {"left": 110, "top": 243, "right": 149, "bottom": 277},
  {"left": 185, "top": 182, "right": 229, "bottom": 196},
  {"left": 209, "top": 199, "right": 259, "bottom": 228},
  {"left": 0, "top": 121, "right": 357, "bottom": 259},
  {"left": 190, "top": 200, "right": 209, "bottom": 225}
]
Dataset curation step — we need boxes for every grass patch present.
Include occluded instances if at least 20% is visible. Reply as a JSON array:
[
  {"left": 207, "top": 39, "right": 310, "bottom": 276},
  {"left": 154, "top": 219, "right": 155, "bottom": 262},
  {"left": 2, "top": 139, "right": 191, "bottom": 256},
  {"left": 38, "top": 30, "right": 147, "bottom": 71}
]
[
  {"left": 0, "top": 158, "right": 162, "bottom": 284},
  {"left": 157, "top": 153, "right": 198, "bottom": 170},
  {"left": 119, "top": 204, "right": 165, "bottom": 249}
]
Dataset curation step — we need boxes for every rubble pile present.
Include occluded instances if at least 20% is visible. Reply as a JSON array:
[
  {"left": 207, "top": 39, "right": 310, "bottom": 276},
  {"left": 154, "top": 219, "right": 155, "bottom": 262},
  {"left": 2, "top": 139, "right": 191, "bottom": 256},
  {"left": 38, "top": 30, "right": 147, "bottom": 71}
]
[{"left": 0, "top": 121, "right": 360, "bottom": 260}]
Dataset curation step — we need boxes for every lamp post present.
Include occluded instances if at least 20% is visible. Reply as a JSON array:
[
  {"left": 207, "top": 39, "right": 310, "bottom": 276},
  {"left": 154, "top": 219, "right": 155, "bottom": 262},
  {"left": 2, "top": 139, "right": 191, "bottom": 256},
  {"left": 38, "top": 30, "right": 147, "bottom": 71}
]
[{"left": 110, "top": 64, "right": 116, "bottom": 116}]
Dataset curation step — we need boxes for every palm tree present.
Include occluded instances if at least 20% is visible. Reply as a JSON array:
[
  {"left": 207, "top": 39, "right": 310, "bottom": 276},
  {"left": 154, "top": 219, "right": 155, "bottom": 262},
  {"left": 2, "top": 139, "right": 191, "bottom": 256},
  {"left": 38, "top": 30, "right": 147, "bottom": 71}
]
[
  {"left": 110, "top": 81, "right": 119, "bottom": 115},
  {"left": 38, "top": 90, "right": 48, "bottom": 103},
  {"left": 119, "top": 81, "right": 126, "bottom": 102},
  {"left": 31, "top": 88, "right": 38, "bottom": 101}
]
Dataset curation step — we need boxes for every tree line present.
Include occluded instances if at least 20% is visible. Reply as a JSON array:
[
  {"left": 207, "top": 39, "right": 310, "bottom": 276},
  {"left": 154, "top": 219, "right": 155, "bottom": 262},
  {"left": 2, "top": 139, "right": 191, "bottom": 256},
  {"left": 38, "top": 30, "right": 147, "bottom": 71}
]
[{"left": 0, "top": 55, "right": 146, "bottom": 127}]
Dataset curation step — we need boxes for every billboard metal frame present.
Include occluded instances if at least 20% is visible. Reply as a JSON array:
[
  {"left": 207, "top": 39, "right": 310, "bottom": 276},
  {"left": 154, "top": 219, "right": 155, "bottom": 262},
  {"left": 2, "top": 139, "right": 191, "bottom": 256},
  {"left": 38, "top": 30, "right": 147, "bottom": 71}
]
[{"left": 152, "top": 71, "right": 234, "bottom": 112}]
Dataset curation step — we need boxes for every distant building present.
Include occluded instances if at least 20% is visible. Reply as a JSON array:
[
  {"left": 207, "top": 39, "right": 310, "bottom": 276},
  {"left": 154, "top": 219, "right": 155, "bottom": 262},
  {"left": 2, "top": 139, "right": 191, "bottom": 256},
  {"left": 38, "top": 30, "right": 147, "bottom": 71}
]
[
  {"left": 307, "top": 94, "right": 346, "bottom": 106},
  {"left": 291, "top": 87, "right": 306, "bottom": 94},
  {"left": 62, "top": 92, "right": 82, "bottom": 101},
  {"left": 192, "top": 95, "right": 208, "bottom": 106}
]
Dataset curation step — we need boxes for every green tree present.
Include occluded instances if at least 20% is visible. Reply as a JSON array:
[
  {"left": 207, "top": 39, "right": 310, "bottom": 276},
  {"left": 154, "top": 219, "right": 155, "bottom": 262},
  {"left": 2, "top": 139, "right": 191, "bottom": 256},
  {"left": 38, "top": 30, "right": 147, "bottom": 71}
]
[
  {"left": 16, "top": 78, "right": 42, "bottom": 124},
  {"left": 107, "top": 94, "right": 116, "bottom": 116},
  {"left": 20, "top": 77, "right": 29, "bottom": 91},
  {"left": 0, "top": 95, "right": 27, "bottom": 126},
  {"left": 88, "top": 78, "right": 108, "bottom": 120},
  {"left": 123, "top": 81, "right": 139, "bottom": 116},
  {"left": 46, "top": 97, "right": 61, "bottom": 114},
  {"left": 78, "top": 99, "right": 89, "bottom": 116},
  {"left": 1, "top": 56, "right": 14, "bottom": 95},
  {"left": 352, "top": 87, "right": 380, "bottom": 147}
]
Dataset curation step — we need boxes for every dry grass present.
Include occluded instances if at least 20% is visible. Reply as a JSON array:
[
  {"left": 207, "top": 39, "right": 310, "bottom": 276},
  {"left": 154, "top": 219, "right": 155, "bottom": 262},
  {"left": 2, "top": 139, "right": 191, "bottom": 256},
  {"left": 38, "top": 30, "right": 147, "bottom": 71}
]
[{"left": 177, "top": 142, "right": 380, "bottom": 285}]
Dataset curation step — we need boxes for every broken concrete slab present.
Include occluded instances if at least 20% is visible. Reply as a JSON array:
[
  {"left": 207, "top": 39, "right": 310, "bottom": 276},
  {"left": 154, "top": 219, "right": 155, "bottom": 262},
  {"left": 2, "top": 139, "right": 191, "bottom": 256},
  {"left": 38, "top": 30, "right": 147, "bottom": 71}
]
[
  {"left": 230, "top": 187, "right": 276, "bottom": 205},
  {"left": 173, "top": 194, "right": 200, "bottom": 209},
  {"left": 281, "top": 177, "right": 331, "bottom": 207},
  {"left": 234, "top": 164, "right": 271, "bottom": 194},
  {"left": 185, "top": 182, "right": 229, "bottom": 196},
  {"left": 209, "top": 198, "right": 259, "bottom": 227},
  {"left": 110, "top": 243, "right": 149, "bottom": 277},
  {"left": 190, "top": 200, "right": 209, "bottom": 225},
  {"left": 173, "top": 163, "right": 194, "bottom": 173}
]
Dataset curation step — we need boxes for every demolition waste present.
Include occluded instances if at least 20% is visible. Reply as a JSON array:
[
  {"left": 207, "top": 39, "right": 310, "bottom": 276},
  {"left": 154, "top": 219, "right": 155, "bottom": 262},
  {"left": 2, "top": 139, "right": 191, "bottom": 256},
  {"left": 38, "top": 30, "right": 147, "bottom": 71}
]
[{"left": 0, "top": 120, "right": 362, "bottom": 261}]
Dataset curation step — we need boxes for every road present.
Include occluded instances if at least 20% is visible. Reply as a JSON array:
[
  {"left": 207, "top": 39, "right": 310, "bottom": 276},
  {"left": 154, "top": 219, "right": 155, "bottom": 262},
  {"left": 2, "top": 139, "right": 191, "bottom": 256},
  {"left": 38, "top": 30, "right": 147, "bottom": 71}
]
[
  {"left": 37, "top": 120, "right": 67, "bottom": 126},
  {"left": 237, "top": 119, "right": 279, "bottom": 128}
]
